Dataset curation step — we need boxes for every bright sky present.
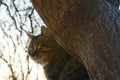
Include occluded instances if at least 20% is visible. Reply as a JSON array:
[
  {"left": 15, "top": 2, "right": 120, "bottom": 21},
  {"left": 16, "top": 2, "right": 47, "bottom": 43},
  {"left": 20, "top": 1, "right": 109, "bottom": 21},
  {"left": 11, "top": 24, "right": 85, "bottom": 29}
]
[{"left": 0, "top": 0, "right": 47, "bottom": 80}]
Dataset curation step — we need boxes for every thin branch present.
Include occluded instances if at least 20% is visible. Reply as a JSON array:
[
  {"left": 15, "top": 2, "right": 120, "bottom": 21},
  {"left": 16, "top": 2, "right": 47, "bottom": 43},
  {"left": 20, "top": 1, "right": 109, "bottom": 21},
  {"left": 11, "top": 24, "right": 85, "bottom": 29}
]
[
  {"left": 0, "top": 26, "right": 16, "bottom": 55},
  {"left": 1, "top": 2, "right": 21, "bottom": 32},
  {"left": 26, "top": 55, "right": 32, "bottom": 80},
  {"left": 28, "top": 8, "right": 34, "bottom": 33},
  {"left": 0, "top": 55, "right": 17, "bottom": 80},
  {"left": 18, "top": 54, "right": 24, "bottom": 80}
]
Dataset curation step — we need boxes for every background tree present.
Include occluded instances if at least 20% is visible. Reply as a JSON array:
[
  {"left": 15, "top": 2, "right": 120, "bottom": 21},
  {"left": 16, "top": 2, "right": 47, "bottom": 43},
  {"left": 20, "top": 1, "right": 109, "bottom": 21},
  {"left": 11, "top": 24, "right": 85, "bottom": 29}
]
[
  {"left": 31, "top": 0, "right": 120, "bottom": 80},
  {"left": 0, "top": 0, "right": 46, "bottom": 80}
]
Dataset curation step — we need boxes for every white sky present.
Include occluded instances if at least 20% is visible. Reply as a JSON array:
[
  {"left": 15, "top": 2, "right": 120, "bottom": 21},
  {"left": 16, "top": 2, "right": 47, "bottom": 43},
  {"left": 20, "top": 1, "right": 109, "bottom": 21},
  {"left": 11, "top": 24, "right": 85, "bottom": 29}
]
[{"left": 0, "top": 0, "right": 46, "bottom": 80}]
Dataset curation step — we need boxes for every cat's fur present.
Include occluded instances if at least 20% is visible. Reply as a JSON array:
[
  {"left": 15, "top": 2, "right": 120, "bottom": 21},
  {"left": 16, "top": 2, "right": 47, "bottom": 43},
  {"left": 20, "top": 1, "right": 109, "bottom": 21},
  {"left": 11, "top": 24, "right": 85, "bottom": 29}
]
[{"left": 28, "top": 26, "right": 89, "bottom": 80}]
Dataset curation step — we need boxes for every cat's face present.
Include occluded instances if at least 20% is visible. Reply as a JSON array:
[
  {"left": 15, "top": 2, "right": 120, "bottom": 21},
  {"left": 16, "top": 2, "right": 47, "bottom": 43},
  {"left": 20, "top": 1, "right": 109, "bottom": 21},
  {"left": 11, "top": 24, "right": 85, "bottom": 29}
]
[
  {"left": 28, "top": 35, "right": 52, "bottom": 66},
  {"left": 27, "top": 26, "right": 57, "bottom": 66}
]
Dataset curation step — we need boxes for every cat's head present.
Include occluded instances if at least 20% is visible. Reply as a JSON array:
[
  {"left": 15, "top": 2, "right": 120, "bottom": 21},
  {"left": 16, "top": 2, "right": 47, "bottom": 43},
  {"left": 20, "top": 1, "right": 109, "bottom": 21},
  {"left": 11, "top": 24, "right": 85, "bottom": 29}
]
[{"left": 27, "top": 26, "right": 54, "bottom": 66}]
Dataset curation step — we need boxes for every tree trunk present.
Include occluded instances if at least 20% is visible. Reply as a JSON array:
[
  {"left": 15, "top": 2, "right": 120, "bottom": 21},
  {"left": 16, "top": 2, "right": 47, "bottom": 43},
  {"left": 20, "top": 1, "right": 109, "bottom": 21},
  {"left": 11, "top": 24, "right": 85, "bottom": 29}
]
[{"left": 31, "top": 0, "right": 120, "bottom": 80}]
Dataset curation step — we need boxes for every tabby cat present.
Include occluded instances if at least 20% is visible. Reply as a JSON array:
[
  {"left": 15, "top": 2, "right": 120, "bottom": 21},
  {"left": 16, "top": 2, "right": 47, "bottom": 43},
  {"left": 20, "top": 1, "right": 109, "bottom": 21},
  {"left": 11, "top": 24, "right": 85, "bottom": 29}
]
[{"left": 27, "top": 26, "right": 89, "bottom": 80}]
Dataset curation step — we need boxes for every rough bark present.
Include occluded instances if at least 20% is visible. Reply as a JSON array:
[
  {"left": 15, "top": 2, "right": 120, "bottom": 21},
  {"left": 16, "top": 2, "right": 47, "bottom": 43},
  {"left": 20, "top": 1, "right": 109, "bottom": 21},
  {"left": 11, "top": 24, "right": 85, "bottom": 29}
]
[
  {"left": 106, "top": 0, "right": 120, "bottom": 8},
  {"left": 31, "top": 0, "right": 120, "bottom": 80}
]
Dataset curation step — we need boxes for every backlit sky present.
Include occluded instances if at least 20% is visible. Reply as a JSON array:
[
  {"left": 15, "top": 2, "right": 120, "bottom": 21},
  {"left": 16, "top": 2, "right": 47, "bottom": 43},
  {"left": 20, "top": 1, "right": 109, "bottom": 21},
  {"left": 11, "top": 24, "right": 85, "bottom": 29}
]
[{"left": 0, "top": 0, "right": 46, "bottom": 80}]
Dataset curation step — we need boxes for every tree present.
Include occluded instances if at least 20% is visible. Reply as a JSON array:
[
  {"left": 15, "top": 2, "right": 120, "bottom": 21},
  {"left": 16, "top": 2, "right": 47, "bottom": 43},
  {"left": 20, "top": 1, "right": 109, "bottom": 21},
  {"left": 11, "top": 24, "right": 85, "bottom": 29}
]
[
  {"left": 31, "top": 0, "right": 120, "bottom": 80},
  {"left": 0, "top": 0, "right": 46, "bottom": 80}
]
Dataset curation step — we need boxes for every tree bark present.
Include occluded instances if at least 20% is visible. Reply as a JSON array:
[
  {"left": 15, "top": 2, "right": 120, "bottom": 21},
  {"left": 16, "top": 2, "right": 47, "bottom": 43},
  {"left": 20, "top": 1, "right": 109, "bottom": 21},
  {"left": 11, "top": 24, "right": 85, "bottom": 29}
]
[{"left": 31, "top": 0, "right": 120, "bottom": 80}]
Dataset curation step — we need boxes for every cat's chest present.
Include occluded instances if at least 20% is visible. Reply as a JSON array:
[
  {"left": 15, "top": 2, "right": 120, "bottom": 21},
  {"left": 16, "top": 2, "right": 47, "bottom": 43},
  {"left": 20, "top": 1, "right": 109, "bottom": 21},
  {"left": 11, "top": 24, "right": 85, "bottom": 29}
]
[
  {"left": 43, "top": 58, "right": 81, "bottom": 80},
  {"left": 43, "top": 56, "right": 70, "bottom": 80}
]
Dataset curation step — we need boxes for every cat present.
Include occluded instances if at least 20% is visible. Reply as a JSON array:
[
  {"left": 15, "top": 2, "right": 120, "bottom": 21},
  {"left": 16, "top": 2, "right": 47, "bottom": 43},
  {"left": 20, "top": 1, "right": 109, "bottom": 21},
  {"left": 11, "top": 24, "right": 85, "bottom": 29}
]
[{"left": 27, "top": 26, "right": 89, "bottom": 80}]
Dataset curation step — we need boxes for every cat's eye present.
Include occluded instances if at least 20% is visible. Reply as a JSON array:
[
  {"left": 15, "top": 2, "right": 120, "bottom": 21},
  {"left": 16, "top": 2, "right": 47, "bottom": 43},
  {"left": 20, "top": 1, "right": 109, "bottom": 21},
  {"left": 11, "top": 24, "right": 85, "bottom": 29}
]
[{"left": 37, "top": 45, "right": 42, "bottom": 49}]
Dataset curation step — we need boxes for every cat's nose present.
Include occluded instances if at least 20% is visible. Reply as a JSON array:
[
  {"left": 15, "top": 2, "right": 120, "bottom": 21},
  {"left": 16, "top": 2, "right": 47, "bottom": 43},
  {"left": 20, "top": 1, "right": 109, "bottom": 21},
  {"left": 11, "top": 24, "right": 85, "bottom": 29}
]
[
  {"left": 31, "top": 53, "right": 36, "bottom": 57},
  {"left": 28, "top": 51, "right": 36, "bottom": 57}
]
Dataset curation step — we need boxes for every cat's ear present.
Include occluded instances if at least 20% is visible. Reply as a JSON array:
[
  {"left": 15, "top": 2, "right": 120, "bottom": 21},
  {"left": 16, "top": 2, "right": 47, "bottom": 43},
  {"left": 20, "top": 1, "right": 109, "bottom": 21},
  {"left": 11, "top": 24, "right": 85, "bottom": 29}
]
[
  {"left": 41, "top": 26, "right": 51, "bottom": 37},
  {"left": 24, "top": 30, "right": 33, "bottom": 39},
  {"left": 41, "top": 25, "right": 48, "bottom": 34}
]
